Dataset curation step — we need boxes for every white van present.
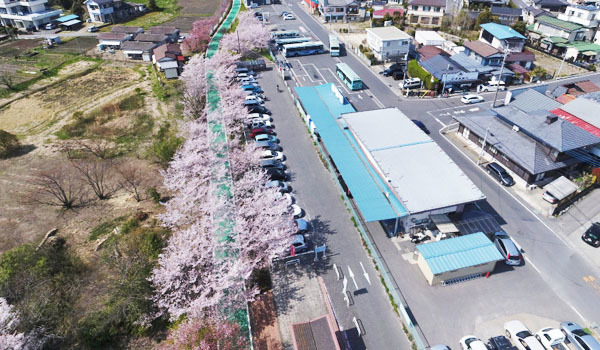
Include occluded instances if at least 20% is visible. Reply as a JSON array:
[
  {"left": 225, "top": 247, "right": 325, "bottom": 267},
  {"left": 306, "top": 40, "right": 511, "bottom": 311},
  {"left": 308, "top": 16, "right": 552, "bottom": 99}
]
[
  {"left": 479, "top": 80, "right": 506, "bottom": 92},
  {"left": 399, "top": 77, "right": 421, "bottom": 89}
]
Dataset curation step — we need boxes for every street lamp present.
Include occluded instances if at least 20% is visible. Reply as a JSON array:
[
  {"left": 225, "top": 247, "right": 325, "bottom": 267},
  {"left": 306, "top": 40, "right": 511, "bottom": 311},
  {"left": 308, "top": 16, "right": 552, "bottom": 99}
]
[{"left": 492, "top": 49, "right": 510, "bottom": 108}]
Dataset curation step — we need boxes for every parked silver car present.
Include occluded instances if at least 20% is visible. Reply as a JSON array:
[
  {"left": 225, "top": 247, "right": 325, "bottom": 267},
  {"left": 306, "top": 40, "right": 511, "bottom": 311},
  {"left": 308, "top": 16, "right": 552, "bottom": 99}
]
[
  {"left": 493, "top": 231, "right": 522, "bottom": 266},
  {"left": 560, "top": 322, "right": 600, "bottom": 350}
]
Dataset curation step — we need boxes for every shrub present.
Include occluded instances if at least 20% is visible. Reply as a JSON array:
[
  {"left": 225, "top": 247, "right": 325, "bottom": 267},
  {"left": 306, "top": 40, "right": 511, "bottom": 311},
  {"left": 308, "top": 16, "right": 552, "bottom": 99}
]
[
  {"left": 120, "top": 218, "right": 140, "bottom": 235},
  {"left": 118, "top": 93, "right": 145, "bottom": 111},
  {"left": 152, "top": 123, "right": 183, "bottom": 167},
  {"left": 55, "top": 111, "right": 94, "bottom": 139},
  {"left": 0, "top": 129, "right": 21, "bottom": 158},
  {"left": 89, "top": 216, "right": 127, "bottom": 241},
  {"left": 407, "top": 59, "right": 438, "bottom": 90},
  {"left": 147, "top": 187, "right": 161, "bottom": 203}
]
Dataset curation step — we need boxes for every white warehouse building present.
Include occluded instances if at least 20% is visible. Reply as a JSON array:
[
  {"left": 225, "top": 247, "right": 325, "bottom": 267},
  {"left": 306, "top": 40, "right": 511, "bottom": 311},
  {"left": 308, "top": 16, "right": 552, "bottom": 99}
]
[{"left": 365, "top": 26, "right": 412, "bottom": 62}]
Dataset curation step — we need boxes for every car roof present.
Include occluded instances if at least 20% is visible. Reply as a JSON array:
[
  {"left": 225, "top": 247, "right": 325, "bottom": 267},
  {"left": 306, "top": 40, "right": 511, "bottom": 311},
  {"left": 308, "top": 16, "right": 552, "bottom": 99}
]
[
  {"left": 505, "top": 320, "right": 528, "bottom": 333},
  {"left": 498, "top": 236, "right": 519, "bottom": 256},
  {"left": 291, "top": 234, "right": 305, "bottom": 244},
  {"left": 256, "top": 141, "right": 273, "bottom": 146}
]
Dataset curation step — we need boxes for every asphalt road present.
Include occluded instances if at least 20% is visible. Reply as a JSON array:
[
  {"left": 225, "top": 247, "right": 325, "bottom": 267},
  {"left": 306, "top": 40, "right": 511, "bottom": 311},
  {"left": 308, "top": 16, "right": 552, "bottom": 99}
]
[{"left": 263, "top": 1, "right": 600, "bottom": 345}]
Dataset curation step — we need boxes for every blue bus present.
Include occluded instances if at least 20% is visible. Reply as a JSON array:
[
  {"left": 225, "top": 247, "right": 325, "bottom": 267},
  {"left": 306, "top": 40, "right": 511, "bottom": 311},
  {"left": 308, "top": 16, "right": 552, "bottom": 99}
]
[
  {"left": 275, "top": 37, "right": 312, "bottom": 47},
  {"left": 270, "top": 30, "right": 300, "bottom": 41},
  {"left": 282, "top": 41, "right": 325, "bottom": 57},
  {"left": 336, "top": 63, "right": 362, "bottom": 90}
]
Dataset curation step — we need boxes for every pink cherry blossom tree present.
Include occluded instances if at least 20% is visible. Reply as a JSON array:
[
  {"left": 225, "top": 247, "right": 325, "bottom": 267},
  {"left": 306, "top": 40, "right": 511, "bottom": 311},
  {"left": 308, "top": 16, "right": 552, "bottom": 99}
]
[
  {"left": 158, "top": 317, "right": 249, "bottom": 350},
  {"left": 183, "top": 18, "right": 217, "bottom": 54},
  {"left": 0, "top": 298, "right": 26, "bottom": 350},
  {"left": 180, "top": 55, "right": 207, "bottom": 120}
]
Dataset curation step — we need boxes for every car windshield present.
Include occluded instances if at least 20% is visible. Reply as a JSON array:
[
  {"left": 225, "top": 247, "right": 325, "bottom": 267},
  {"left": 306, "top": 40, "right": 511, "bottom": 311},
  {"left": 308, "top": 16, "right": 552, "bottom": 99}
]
[
  {"left": 516, "top": 331, "right": 532, "bottom": 338},
  {"left": 509, "top": 254, "right": 521, "bottom": 261},
  {"left": 465, "top": 338, "right": 477, "bottom": 346},
  {"left": 572, "top": 329, "right": 588, "bottom": 337},
  {"left": 586, "top": 231, "right": 599, "bottom": 240}
]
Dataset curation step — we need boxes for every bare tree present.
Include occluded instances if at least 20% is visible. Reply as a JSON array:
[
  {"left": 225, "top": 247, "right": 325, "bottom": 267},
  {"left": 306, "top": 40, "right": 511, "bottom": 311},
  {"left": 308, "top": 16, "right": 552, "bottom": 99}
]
[
  {"left": 28, "top": 165, "right": 87, "bottom": 209},
  {"left": 63, "top": 139, "right": 116, "bottom": 159},
  {"left": 0, "top": 75, "right": 16, "bottom": 91},
  {"left": 71, "top": 159, "right": 120, "bottom": 200},
  {"left": 116, "top": 161, "right": 146, "bottom": 202}
]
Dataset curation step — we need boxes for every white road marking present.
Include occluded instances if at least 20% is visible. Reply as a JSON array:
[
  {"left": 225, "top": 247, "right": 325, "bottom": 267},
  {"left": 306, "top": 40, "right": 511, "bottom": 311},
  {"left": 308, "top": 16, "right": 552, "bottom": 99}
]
[
  {"left": 298, "top": 25, "right": 307, "bottom": 33},
  {"left": 357, "top": 94, "right": 363, "bottom": 99},
  {"left": 468, "top": 107, "right": 480, "bottom": 112},
  {"left": 433, "top": 117, "right": 446, "bottom": 127},
  {"left": 567, "top": 302, "right": 588, "bottom": 324},
  {"left": 453, "top": 110, "right": 465, "bottom": 114},
  {"left": 524, "top": 256, "right": 541, "bottom": 274}
]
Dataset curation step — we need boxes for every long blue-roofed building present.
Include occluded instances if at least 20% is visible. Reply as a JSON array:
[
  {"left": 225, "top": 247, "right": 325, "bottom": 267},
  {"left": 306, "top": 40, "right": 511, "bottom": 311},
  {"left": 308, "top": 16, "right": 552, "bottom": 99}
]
[{"left": 295, "top": 83, "right": 485, "bottom": 235}]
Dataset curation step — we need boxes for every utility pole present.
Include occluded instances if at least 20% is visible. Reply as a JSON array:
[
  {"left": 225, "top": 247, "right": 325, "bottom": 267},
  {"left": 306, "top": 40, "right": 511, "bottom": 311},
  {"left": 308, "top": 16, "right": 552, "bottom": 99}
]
[
  {"left": 477, "top": 125, "right": 491, "bottom": 166},
  {"left": 556, "top": 52, "right": 567, "bottom": 80},
  {"left": 492, "top": 49, "right": 509, "bottom": 108},
  {"left": 236, "top": 30, "right": 241, "bottom": 54}
]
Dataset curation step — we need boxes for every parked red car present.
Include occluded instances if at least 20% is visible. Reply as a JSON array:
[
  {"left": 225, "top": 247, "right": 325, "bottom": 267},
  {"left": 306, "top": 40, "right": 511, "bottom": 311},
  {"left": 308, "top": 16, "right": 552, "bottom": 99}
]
[{"left": 250, "top": 127, "right": 275, "bottom": 138}]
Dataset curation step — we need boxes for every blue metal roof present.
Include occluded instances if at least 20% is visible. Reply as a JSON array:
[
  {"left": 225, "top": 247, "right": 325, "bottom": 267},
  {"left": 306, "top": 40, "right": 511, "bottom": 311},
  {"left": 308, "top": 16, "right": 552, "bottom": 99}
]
[
  {"left": 480, "top": 23, "right": 526, "bottom": 40},
  {"left": 417, "top": 232, "right": 503, "bottom": 275},
  {"left": 56, "top": 14, "right": 79, "bottom": 23},
  {"left": 295, "top": 83, "right": 408, "bottom": 222}
]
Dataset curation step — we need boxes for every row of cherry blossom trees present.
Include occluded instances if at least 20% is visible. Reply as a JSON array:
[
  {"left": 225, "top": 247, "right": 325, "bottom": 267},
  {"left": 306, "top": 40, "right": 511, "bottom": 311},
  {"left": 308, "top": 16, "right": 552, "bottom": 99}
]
[
  {"left": 0, "top": 298, "right": 26, "bottom": 350},
  {"left": 181, "top": 0, "right": 230, "bottom": 53},
  {"left": 152, "top": 13, "right": 286, "bottom": 348}
]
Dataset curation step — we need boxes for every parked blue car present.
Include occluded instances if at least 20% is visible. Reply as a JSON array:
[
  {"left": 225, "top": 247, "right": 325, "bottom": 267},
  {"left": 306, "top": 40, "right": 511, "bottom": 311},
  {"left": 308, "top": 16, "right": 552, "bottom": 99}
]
[{"left": 241, "top": 84, "right": 262, "bottom": 93}]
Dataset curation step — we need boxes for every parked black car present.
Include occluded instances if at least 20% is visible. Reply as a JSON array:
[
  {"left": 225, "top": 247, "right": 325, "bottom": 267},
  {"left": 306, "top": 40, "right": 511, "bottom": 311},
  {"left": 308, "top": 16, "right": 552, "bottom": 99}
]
[
  {"left": 489, "top": 336, "right": 517, "bottom": 350},
  {"left": 381, "top": 63, "right": 404, "bottom": 77},
  {"left": 582, "top": 222, "right": 600, "bottom": 247},
  {"left": 248, "top": 105, "right": 271, "bottom": 115},
  {"left": 265, "top": 168, "right": 288, "bottom": 181},
  {"left": 486, "top": 162, "right": 515, "bottom": 186},
  {"left": 260, "top": 159, "right": 285, "bottom": 171}
]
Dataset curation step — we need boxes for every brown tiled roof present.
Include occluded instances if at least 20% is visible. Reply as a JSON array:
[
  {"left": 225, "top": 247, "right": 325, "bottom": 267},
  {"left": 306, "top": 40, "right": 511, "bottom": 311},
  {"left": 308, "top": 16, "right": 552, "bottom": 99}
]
[
  {"left": 506, "top": 50, "right": 535, "bottom": 62},
  {"left": 97, "top": 32, "right": 129, "bottom": 41},
  {"left": 111, "top": 25, "right": 143, "bottom": 34},
  {"left": 418, "top": 45, "right": 446, "bottom": 61},
  {"left": 148, "top": 26, "right": 179, "bottom": 35},
  {"left": 463, "top": 40, "right": 502, "bottom": 57},
  {"left": 508, "top": 63, "right": 529, "bottom": 74},
  {"left": 121, "top": 41, "right": 156, "bottom": 51},
  {"left": 575, "top": 80, "right": 600, "bottom": 93},
  {"left": 555, "top": 94, "right": 576, "bottom": 104},
  {"left": 135, "top": 33, "right": 168, "bottom": 42},
  {"left": 153, "top": 43, "right": 182, "bottom": 61}
]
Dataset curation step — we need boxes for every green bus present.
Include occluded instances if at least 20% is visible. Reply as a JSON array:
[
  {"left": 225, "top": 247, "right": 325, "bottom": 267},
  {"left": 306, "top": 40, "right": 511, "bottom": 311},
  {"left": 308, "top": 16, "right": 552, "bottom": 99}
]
[{"left": 336, "top": 62, "right": 362, "bottom": 90}]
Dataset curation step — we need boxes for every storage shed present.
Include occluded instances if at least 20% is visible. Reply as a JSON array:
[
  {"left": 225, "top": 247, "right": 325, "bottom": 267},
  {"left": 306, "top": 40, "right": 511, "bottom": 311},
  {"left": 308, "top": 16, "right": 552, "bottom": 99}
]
[
  {"left": 543, "top": 176, "right": 579, "bottom": 201},
  {"left": 416, "top": 232, "right": 503, "bottom": 286}
]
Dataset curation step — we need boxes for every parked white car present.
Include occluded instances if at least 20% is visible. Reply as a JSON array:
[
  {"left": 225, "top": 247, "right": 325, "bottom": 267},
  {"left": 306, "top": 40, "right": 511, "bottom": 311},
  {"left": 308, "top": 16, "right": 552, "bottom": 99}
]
[
  {"left": 245, "top": 95, "right": 264, "bottom": 104},
  {"left": 505, "top": 320, "right": 546, "bottom": 350},
  {"left": 399, "top": 77, "right": 421, "bottom": 89},
  {"left": 461, "top": 94, "right": 484, "bottom": 104},
  {"left": 249, "top": 119, "right": 272, "bottom": 129},
  {"left": 247, "top": 113, "right": 271, "bottom": 122},
  {"left": 479, "top": 80, "right": 506, "bottom": 92},
  {"left": 283, "top": 13, "right": 295, "bottom": 20},
  {"left": 261, "top": 150, "right": 285, "bottom": 161},
  {"left": 460, "top": 336, "right": 488, "bottom": 350},
  {"left": 255, "top": 134, "right": 279, "bottom": 143},
  {"left": 535, "top": 327, "right": 569, "bottom": 350}
]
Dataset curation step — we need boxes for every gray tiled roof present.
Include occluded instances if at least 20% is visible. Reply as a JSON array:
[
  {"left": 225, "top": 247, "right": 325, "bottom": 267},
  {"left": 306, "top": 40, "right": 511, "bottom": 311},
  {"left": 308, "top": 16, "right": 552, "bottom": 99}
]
[
  {"left": 509, "top": 89, "right": 562, "bottom": 113},
  {"left": 455, "top": 114, "right": 577, "bottom": 174},
  {"left": 491, "top": 6, "right": 522, "bottom": 16},
  {"left": 550, "top": 85, "right": 568, "bottom": 98},
  {"left": 494, "top": 105, "right": 600, "bottom": 151}
]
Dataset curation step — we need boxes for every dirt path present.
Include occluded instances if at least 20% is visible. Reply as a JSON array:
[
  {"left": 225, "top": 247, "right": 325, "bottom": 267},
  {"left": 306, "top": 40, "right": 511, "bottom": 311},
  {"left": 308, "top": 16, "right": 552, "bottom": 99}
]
[{"left": 250, "top": 291, "right": 284, "bottom": 350}]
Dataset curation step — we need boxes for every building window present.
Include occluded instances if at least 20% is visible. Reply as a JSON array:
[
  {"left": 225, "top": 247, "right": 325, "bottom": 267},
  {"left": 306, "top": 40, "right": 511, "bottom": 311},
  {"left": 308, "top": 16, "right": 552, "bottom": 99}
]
[
  {"left": 478, "top": 137, "right": 484, "bottom": 145},
  {"left": 490, "top": 146, "right": 498, "bottom": 154},
  {"left": 411, "top": 5, "right": 418, "bottom": 10},
  {"left": 432, "top": 17, "right": 439, "bottom": 24},
  {"left": 423, "top": 5, "right": 431, "bottom": 11},
  {"left": 336, "top": 7, "right": 343, "bottom": 12},
  {"left": 577, "top": 12, "right": 582, "bottom": 18},
  {"left": 410, "top": 15, "right": 418, "bottom": 23},
  {"left": 502, "top": 154, "right": 509, "bottom": 162},
  {"left": 433, "top": 6, "right": 440, "bottom": 12},
  {"left": 569, "top": 10, "right": 574, "bottom": 15},
  {"left": 592, "top": 14, "right": 596, "bottom": 20}
]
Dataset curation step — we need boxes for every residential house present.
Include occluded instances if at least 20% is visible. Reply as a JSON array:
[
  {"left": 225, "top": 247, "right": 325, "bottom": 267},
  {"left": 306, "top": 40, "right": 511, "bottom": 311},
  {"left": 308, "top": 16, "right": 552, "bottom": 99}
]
[
  {"left": 455, "top": 99, "right": 600, "bottom": 183},
  {"left": 97, "top": 32, "right": 132, "bottom": 49},
  {"left": 563, "top": 41, "right": 600, "bottom": 62},
  {"left": 449, "top": 52, "right": 502, "bottom": 81},
  {"left": 55, "top": 14, "right": 81, "bottom": 31},
  {"left": 121, "top": 41, "right": 156, "bottom": 61},
  {"left": 415, "top": 30, "right": 445, "bottom": 46},
  {"left": 506, "top": 50, "right": 536, "bottom": 69},
  {"left": 479, "top": 22, "right": 527, "bottom": 52},
  {"left": 148, "top": 26, "right": 180, "bottom": 42},
  {"left": 407, "top": 0, "right": 445, "bottom": 27},
  {"left": 420, "top": 53, "right": 480, "bottom": 91},
  {"left": 0, "top": 0, "right": 62, "bottom": 31},
  {"left": 84, "top": 0, "right": 144, "bottom": 23},
  {"left": 557, "top": 4, "right": 600, "bottom": 41},
  {"left": 522, "top": 6, "right": 555, "bottom": 25},
  {"left": 530, "top": 15, "right": 587, "bottom": 43},
  {"left": 365, "top": 26, "right": 411, "bottom": 61},
  {"left": 490, "top": 6, "right": 523, "bottom": 25},
  {"left": 111, "top": 25, "right": 143, "bottom": 36},
  {"left": 134, "top": 33, "right": 168, "bottom": 44},
  {"left": 464, "top": 0, "right": 509, "bottom": 6},
  {"left": 153, "top": 43, "right": 184, "bottom": 79},
  {"left": 533, "top": 0, "right": 569, "bottom": 13},
  {"left": 463, "top": 40, "right": 505, "bottom": 66},
  {"left": 319, "top": 0, "right": 360, "bottom": 22},
  {"left": 417, "top": 45, "right": 447, "bottom": 60},
  {"left": 552, "top": 91, "right": 600, "bottom": 141}
]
